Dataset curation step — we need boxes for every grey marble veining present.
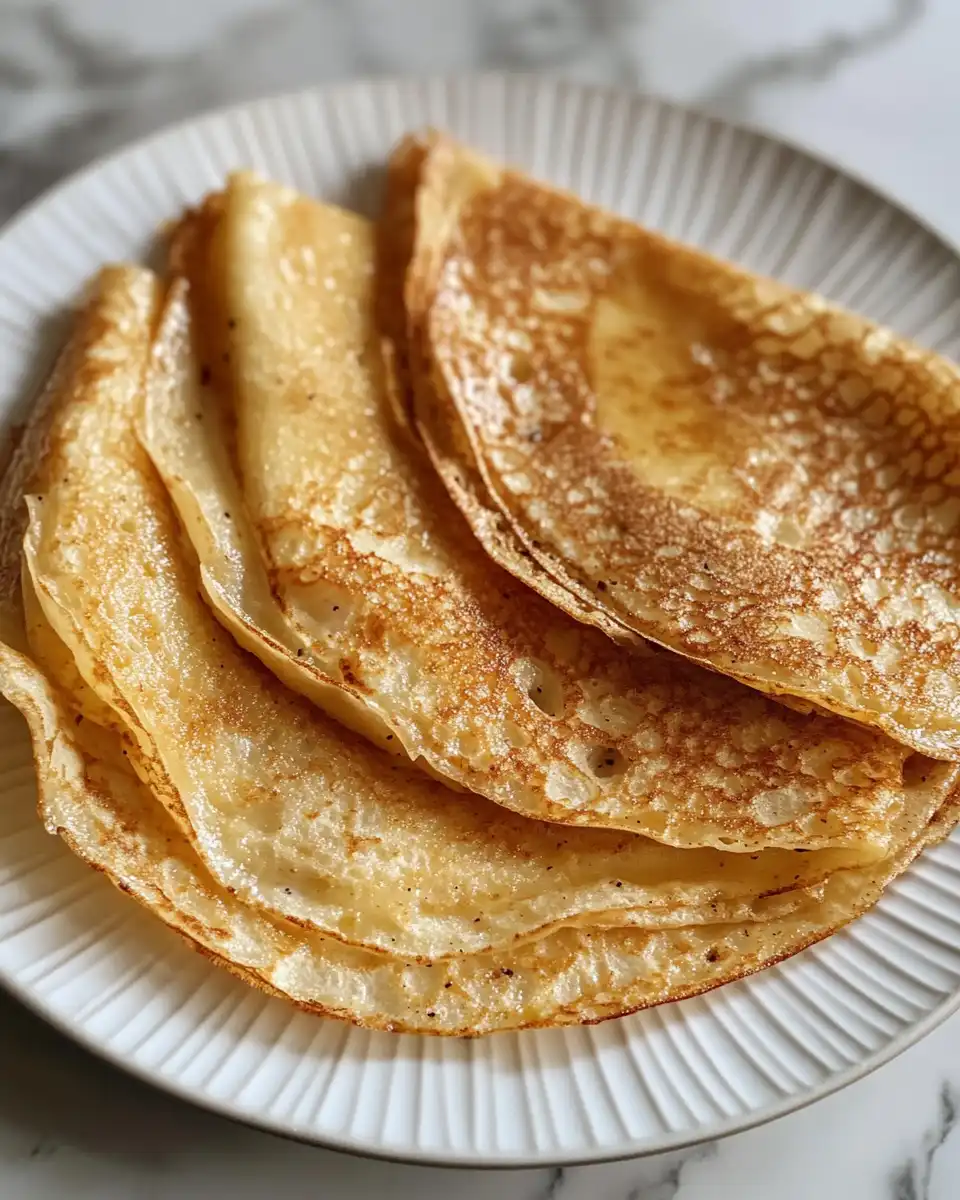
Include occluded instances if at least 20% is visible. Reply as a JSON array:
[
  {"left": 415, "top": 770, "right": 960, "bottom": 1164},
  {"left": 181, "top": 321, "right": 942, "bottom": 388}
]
[
  {"left": 891, "top": 1086, "right": 958, "bottom": 1200},
  {"left": 0, "top": 0, "right": 631, "bottom": 216},
  {"left": 0, "top": 0, "right": 943, "bottom": 222},
  {"left": 698, "top": 0, "right": 925, "bottom": 121},
  {"left": 2, "top": 1, "right": 960, "bottom": 1197}
]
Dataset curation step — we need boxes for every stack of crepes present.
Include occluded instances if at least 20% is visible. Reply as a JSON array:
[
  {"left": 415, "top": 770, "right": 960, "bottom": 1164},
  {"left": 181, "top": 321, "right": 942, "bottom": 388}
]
[{"left": 4, "top": 131, "right": 960, "bottom": 1036}]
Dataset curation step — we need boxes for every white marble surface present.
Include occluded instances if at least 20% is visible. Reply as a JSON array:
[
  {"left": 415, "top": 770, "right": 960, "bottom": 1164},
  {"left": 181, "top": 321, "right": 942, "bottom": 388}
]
[{"left": 2, "top": 0, "right": 959, "bottom": 1196}]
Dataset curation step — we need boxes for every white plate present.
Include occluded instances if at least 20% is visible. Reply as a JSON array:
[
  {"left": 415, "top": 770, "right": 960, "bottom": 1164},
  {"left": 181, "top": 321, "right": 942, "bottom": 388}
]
[{"left": 2, "top": 73, "right": 960, "bottom": 1168}]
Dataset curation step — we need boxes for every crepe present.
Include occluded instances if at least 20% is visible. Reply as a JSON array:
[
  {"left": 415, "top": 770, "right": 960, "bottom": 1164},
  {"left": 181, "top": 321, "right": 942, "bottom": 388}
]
[
  {"left": 25, "top": 266, "right": 930, "bottom": 970},
  {"left": 404, "top": 132, "right": 960, "bottom": 761},
  {"left": 1, "top": 225, "right": 958, "bottom": 1039},
  {"left": 2, "top": 579, "right": 956, "bottom": 1034},
  {"left": 147, "top": 172, "right": 929, "bottom": 866},
  {"left": 4, "top": 627, "right": 956, "bottom": 1036}
]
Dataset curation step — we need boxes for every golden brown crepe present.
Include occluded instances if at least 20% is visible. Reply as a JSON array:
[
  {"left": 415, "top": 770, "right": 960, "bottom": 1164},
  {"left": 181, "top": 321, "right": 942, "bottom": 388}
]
[
  {"left": 404, "top": 132, "right": 960, "bottom": 761},
  {"left": 24, "top": 265, "right": 940, "bottom": 974},
  {"left": 4, "top": 630, "right": 955, "bottom": 1036},
  {"left": 144, "top": 171, "right": 938, "bottom": 867},
  {"left": 0, "top": 540, "right": 954, "bottom": 1036},
  {"left": 1, "top": 226, "right": 958, "bottom": 1036}
]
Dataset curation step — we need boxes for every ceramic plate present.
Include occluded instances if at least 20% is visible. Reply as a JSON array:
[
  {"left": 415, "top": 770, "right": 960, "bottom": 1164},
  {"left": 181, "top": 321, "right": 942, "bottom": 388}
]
[{"left": 2, "top": 73, "right": 960, "bottom": 1168}]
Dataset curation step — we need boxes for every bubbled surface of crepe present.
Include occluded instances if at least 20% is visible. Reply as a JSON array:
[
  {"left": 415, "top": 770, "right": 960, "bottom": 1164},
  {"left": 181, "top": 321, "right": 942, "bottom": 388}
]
[{"left": 408, "top": 135, "right": 960, "bottom": 761}]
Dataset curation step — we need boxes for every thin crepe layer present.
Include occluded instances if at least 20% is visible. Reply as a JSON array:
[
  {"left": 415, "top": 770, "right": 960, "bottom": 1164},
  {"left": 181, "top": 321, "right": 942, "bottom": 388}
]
[
  {"left": 406, "top": 132, "right": 960, "bottom": 760},
  {"left": 153, "top": 173, "right": 925, "bottom": 864},
  {"left": 24, "top": 266, "right": 930, "bottom": 971}
]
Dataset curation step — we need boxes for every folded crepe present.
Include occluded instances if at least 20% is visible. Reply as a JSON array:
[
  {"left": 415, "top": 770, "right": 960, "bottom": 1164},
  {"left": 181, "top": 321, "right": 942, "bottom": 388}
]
[
  {"left": 0, "top": 309, "right": 951, "bottom": 1033},
  {"left": 402, "top": 132, "right": 960, "bottom": 761},
  {"left": 2, "top": 248, "right": 958, "bottom": 1036},
  {"left": 143, "top": 172, "right": 933, "bottom": 870},
  {"left": 20, "top": 265, "right": 938, "bottom": 973},
  {"left": 7, "top": 623, "right": 956, "bottom": 1036}
]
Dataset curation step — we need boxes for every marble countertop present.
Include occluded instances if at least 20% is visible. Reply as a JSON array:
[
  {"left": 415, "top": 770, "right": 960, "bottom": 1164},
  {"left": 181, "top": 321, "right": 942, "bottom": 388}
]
[{"left": 2, "top": 0, "right": 960, "bottom": 1196}]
